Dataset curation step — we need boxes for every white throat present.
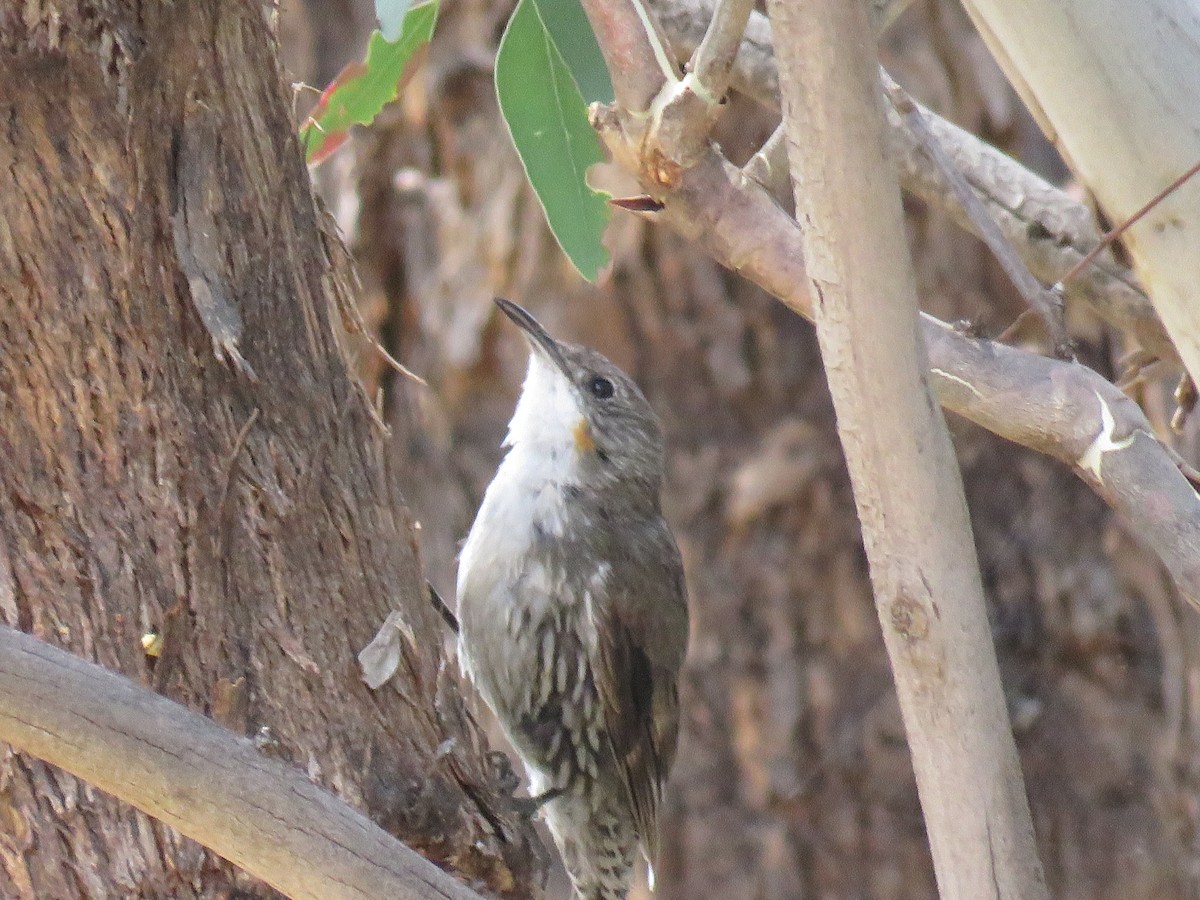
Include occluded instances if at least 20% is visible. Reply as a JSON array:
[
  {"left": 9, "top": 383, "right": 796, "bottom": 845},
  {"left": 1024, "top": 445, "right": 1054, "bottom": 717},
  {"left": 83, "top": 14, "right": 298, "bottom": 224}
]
[
  {"left": 502, "top": 350, "right": 585, "bottom": 487},
  {"left": 457, "top": 351, "right": 585, "bottom": 616}
]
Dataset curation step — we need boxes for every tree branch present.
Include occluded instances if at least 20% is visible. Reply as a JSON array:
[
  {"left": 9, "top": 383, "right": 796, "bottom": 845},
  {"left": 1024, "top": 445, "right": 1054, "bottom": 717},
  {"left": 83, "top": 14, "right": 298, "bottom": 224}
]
[
  {"left": 686, "top": 0, "right": 756, "bottom": 103},
  {"left": 887, "top": 96, "right": 1175, "bottom": 364},
  {"left": 584, "top": 3, "right": 1200, "bottom": 607},
  {"left": 663, "top": 0, "right": 758, "bottom": 158},
  {"left": 742, "top": 123, "right": 790, "bottom": 210},
  {"left": 0, "top": 625, "right": 486, "bottom": 900},
  {"left": 585, "top": 0, "right": 674, "bottom": 112},
  {"left": 923, "top": 318, "right": 1200, "bottom": 602},
  {"left": 884, "top": 72, "right": 1069, "bottom": 355},
  {"left": 646, "top": 0, "right": 1179, "bottom": 365},
  {"left": 959, "top": 0, "right": 1200, "bottom": 386},
  {"left": 769, "top": 0, "right": 1048, "bottom": 893}
]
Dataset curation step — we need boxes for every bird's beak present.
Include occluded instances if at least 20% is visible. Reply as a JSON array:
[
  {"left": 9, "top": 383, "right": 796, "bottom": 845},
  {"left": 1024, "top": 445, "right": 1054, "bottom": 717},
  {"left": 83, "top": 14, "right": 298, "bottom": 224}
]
[{"left": 494, "top": 298, "right": 571, "bottom": 377}]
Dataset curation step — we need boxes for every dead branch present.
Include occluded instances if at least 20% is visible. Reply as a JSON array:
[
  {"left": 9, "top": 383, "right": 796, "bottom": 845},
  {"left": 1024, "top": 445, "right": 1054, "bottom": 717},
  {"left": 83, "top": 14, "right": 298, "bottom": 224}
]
[
  {"left": 646, "top": 0, "right": 1178, "bottom": 365},
  {"left": 0, "top": 624, "right": 485, "bottom": 900},
  {"left": 580, "top": 0, "right": 1200, "bottom": 608}
]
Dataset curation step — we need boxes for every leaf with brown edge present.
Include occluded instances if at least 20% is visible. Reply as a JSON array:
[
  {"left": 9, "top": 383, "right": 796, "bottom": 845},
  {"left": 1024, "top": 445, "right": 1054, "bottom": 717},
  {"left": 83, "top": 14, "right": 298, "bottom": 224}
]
[{"left": 300, "top": 1, "right": 439, "bottom": 166}]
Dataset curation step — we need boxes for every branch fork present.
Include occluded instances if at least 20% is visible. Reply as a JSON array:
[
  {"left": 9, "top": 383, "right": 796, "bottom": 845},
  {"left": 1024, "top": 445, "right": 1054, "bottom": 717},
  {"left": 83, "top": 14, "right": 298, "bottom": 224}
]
[
  {"left": 588, "top": 0, "right": 754, "bottom": 197},
  {"left": 581, "top": 0, "right": 1200, "bottom": 610}
]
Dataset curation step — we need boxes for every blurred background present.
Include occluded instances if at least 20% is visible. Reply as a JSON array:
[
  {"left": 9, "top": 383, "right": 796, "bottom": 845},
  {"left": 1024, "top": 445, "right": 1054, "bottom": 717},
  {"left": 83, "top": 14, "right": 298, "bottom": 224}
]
[{"left": 279, "top": 2, "right": 1200, "bottom": 897}]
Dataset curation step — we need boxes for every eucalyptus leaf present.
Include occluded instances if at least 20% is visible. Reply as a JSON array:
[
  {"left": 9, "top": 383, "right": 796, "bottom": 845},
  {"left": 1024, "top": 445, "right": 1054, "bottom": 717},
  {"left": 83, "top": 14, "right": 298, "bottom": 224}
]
[
  {"left": 496, "top": 0, "right": 612, "bottom": 282},
  {"left": 301, "top": 1, "right": 439, "bottom": 165},
  {"left": 536, "top": 0, "right": 613, "bottom": 104}
]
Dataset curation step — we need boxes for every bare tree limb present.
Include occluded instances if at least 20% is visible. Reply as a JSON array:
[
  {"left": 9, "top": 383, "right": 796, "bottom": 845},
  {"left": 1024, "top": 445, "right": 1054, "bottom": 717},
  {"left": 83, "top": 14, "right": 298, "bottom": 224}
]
[
  {"left": 582, "top": 0, "right": 1200, "bottom": 607},
  {"left": 923, "top": 318, "right": 1200, "bottom": 600},
  {"left": 589, "top": 0, "right": 674, "bottom": 111},
  {"left": 883, "top": 72, "right": 1069, "bottom": 355},
  {"left": 959, "top": 0, "right": 1200, "bottom": 386},
  {"left": 646, "top": 0, "right": 1179, "bottom": 365},
  {"left": 769, "top": 0, "right": 1048, "bottom": 894},
  {"left": 0, "top": 625, "right": 486, "bottom": 900},
  {"left": 667, "top": 0, "right": 758, "bottom": 159},
  {"left": 685, "top": 0, "right": 756, "bottom": 102}
]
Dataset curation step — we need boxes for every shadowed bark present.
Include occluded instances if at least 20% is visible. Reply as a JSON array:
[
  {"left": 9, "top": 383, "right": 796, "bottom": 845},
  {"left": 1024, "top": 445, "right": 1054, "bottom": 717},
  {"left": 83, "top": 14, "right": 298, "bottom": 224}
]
[{"left": 0, "top": 2, "right": 541, "bottom": 896}]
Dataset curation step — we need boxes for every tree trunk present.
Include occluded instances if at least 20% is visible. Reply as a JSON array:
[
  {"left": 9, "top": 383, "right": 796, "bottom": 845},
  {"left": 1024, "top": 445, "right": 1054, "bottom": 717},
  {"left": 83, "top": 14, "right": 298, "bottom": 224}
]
[
  {"left": 0, "top": 2, "right": 540, "bottom": 897},
  {"left": 771, "top": 0, "right": 1046, "bottom": 895}
]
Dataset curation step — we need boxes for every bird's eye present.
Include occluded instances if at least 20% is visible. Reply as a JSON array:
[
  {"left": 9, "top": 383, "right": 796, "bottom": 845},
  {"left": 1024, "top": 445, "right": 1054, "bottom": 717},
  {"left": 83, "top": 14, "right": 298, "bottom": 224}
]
[{"left": 589, "top": 376, "right": 614, "bottom": 399}]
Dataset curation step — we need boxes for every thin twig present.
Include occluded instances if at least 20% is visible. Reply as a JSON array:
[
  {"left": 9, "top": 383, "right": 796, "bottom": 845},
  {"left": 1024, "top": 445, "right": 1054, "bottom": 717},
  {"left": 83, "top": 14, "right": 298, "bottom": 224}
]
[
  {"left": 1172, "top": 374, "right": 1197, "bottom": 434},
  {"left": 428, "top": 582, "right": 460, "bottom": 634},
  {"left": 883, "top": 73, "right": 1071, "bottom": 357},
  {"left": 338, "top": 293, "right": 427, "bottom": 387},
  {"left": 1116, "top": 358, "right": 1172, "bottom": 392},
  {"left": 1057, "top": 157, "right": 1200, "bottom": 288},
  {"left": 631, "top": 0, "right": 682, "bottom": 83},
  {"left": 996, "top": 309, "right": 1036, "bottom": 345}
]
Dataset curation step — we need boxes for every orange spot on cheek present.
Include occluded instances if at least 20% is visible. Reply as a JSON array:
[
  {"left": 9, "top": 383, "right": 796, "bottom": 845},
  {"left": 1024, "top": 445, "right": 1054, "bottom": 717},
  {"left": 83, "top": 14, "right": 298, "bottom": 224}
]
[{"left": 573, "top": 419, "right": 596, "bottom": 453}]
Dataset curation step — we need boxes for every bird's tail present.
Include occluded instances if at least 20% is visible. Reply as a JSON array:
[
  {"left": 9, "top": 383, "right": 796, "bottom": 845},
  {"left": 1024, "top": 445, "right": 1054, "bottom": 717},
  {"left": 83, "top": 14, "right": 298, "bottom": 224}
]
[{"left": 543, "top": 792, "right": 638, "bottom": 900}]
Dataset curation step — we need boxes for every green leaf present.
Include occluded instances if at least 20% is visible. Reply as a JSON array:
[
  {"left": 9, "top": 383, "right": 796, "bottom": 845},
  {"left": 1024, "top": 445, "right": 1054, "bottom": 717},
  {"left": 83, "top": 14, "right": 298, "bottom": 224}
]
[
  {"left": 496, "top": 0, "right": 612, "bottom": 282},
  {"left": 376, "top": 0, "right": 414, "bottom": 41},
  {"left": 536, "top": 0, "right": 613, "bottom": 104},
  {"left": 300, "top": 1, "right": 439, "bottom": 166}
]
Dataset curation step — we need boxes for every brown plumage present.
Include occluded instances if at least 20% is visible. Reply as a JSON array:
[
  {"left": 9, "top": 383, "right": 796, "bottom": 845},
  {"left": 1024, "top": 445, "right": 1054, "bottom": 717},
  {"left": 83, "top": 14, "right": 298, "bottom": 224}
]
[{"left": 457, "top": 299, "right": 688, "bottom": 899}]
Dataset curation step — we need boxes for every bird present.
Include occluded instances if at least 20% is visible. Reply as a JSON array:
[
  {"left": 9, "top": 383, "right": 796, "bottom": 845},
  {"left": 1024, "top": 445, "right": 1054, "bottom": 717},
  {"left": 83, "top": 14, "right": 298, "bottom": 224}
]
[{"left": 456, "top": 298, "right": 689, "bottom": 900}]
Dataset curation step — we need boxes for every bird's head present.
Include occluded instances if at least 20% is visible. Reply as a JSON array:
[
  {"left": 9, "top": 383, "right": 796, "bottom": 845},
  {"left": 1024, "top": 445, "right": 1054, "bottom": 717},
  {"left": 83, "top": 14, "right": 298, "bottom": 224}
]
[{"left": 496, "top": 298, "right": 665, "bottom": 500}]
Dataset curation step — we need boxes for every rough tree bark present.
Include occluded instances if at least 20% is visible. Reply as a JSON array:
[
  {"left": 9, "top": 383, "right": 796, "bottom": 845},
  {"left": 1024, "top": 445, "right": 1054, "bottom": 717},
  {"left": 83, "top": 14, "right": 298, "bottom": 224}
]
[
  {"left": 0, "top": 2, "right": 540, "bottom": 897},
  {"left": 0, "top": 625, "right": 485, "bottom": 900}
]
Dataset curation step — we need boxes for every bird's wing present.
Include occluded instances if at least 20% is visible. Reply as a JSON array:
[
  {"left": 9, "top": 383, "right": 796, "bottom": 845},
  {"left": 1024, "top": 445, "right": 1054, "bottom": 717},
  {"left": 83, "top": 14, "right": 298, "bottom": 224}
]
[{"left": 592, "top": 522, "right": 688, "bottom": 866}]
